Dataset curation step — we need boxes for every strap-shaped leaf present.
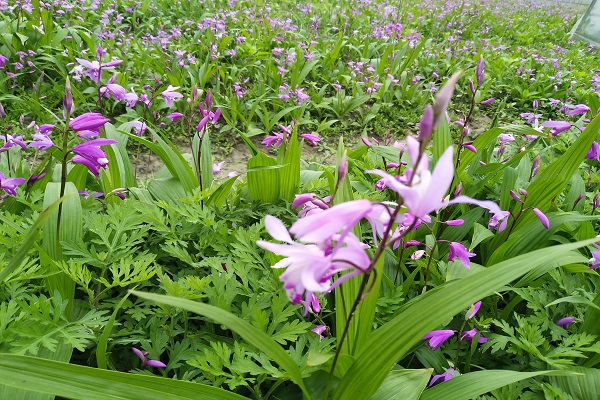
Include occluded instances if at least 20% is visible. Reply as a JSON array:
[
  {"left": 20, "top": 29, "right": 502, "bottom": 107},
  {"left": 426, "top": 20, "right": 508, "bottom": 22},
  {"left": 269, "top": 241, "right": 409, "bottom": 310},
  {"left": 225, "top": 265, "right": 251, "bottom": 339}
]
[{"left": 0, "top": 354, "right": 248, "bottom": 400}]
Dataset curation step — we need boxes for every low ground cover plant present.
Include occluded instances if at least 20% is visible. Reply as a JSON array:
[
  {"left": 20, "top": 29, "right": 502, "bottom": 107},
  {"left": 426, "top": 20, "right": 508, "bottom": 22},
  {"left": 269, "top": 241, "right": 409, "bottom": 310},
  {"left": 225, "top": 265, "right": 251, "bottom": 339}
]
[{"left": 0, "top": 0, "right": 599, "bottom": 399}]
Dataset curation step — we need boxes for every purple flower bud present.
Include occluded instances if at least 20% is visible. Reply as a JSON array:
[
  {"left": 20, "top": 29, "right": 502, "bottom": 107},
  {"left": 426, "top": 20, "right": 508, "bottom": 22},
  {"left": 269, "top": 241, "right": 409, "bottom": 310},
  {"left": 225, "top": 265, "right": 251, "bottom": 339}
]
[
  {"left": 427, "top": 368, "right": 457, "bottom": 388},
  {"left": 0, "top": 102, "right": 4, "bottom": 119},
  {"left": 518, "top": 188, "right": 528, "bottom": 197},
  {"left": 419, "top": 105, "right": 434, "bottom": 142},
  {"left": 403, "top": 240, "right": 421, "bottom": 248},
  {"left": 192, "top": 85, "right": 198, "bottom": 101},
  {"left": 533, "top": 100, "right": 539, "bottom": 109},
  {"left": 556, "top": 316, "right": 576, "bottom": 329},
  {"left": 445, "top": 219, "right": 464, "bottom": 226},
  {"left": 510, "top": 190, "right": 522, "bottom": 202},
  {"left": 337, "top": 151, "right": 348, "bottom": 185},
  {"left": 480, "top": 97, "right": 495, "bottom": 105},
  {"left": 312, "top": 325, "right": 327, "bottom": 341},
  {"left": 533, "top": 208, "right": 550, "bottom": 229},
  {"left": 454, "top": 182, "right": 463, "bottom": 197},
  {"left": 462, "top": 142, "right": 477, "bottom": 153},
  {"left": 461, "top": 328, "right": 488, "bottom": 344},
  {"left": 362, "top": 137, "right": 372, "bottom": 147},
  {"left": 469, "top": 79, "right": 476, "bottom": 94},
  {"left": 590, "top": 193, "right": 600, "bottom": 208},
  {"left": 386, "top": 162, "right": 400, "bottom": 169},
  {"left": 433, "top": 71, "right": 461, "bottom": 129},
  {"left": 476, "top": 55, "right": 485, "bottom": 87},
  {"left": 63, "top": 78, "right": 74, "bottom": 116},
  {"left": 573, "top": 192, "right": 584, "bottom": 208},
  {"left": 531, "top": 156, "right": 540, "bottom": 177}
]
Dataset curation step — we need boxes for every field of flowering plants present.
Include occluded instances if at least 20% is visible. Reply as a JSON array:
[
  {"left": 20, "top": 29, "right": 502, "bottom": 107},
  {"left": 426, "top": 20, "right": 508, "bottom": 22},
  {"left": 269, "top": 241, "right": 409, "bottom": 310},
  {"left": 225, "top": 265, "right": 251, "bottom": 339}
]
[{"left": 1, "top": 0, "right": 600, "bottom": 398}]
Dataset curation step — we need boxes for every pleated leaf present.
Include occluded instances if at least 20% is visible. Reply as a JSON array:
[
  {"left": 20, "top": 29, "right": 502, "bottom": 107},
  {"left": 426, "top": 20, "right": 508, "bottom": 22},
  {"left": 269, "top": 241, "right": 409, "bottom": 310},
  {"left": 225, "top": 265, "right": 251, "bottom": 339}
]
[
  {"left": 369, "top": 369, "right": 431, "bottom": 400},
  {"left": 247, "top": 152, "right": 280, "bottom": 202},
  {"left": 279, "top": 127, "right": 301, "bottom": 202},
  {"left": 421, "top": 369, "right": 580, "bottom": 400},
  {"left": 0, "top": 354, "right": 248, "bottom": 400},
  {"left": 332, "top": 239, "right": 596, "bottom": 399}
]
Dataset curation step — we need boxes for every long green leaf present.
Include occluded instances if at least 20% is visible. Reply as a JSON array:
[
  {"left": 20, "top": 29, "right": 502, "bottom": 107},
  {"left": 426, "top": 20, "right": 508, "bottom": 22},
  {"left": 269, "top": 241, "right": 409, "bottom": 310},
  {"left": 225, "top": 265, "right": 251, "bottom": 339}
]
[
  {"left": 247, "top": 152, "right": 279, "bottom": 202},
  {"left": 132, "top": 291, "right": 309, "bottom": 398},
  {"left": 332, "top": 239, "right": 597, "bottom": 399},
  {"left": 0, "top": 354, "right": 248, "bottom": 400},
  {"left": 550, "top": 367, "right": 600, "bottom": 400},
  {"left": 279, "top": 125, "right": 301, "bottom": 201},
  {"left": 370, "top": 369, "right": 431, "bottom": 400},
  {"left": 0, "top": 194, "right": 69, "bottom": 283},
  {"left": 421, "top": 370, "right": 580, "bottom": 400}
]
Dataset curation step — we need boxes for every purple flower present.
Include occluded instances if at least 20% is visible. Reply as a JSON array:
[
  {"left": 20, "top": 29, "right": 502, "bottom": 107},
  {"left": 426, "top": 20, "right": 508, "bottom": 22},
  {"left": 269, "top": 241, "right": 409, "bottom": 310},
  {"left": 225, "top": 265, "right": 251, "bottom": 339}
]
[
  {"left": 533, "top": 208, "right": 550, "bottom": 229},
  {"left": 0, "top": 134, "right": 28, "bottom": 152},
  {"left": 75, "top": 58, "right": 122, "bottom": 84},
  {"left": 71, "top": 138, "right": 118, "bottom": 177},
  {"left": 541, "top": 120, "right": 571, "bottom": 136},
  {"left": 556, "top": 316, "right": 576, "bottom": 329},
  {"left": 38, "top": 124, "right": 55, "bottom": 134},
  {"left": 460, "top": 328, "right": 488, "bottom": 344},
  {"left": 161, "top": 85, "right": 183, "bottom": 107},
  {"left": 565, "top": 104, "right": 590, "bottom": 116},
  {"left": 480, "top": 97, "right": 495, "bottom": 105},
  {"left": 29, "top": 133, "right": 54, "bottom": 152},
  {"left": 262, "top": 132, "right": 284, "bottom": 148},
  {"left": 586, "top": 141, "right": 600, "bottom": 161},
  {"left": 124, "top": 89, "right": 138, "bottom": 108},
  {"left": 428, "top": 368, "right": 457, "bottom": 388},
  {"left": 69, "top": 112, "right": 109, "bottom": 133},
  {"left": 448, "top": 242, "right": 476, "bottom": 268},
  {"left": 100, "top": 83, "right": 127, "bottom": 102},
  {"left": 166, "top": 112, "right": 184, "bottom": 123},
  {"left": 0, "top": 54, "right": 8, "bottom": 69},
  {"left": 422, "top": 329, "right": 454, "bottom": 351},
  {"left": 589, "top": 243, "right": 600, "bottom": 270},
  {"left": 300, "top": 133, "right": 321, "bottom": 146},
  {"left": 257, "top": 212, "right": 371, "bottom": 312},
  {"left": 127, "top": 121, "right": 147, "bottom": 136},
  {"left": 312, "top": 325, "right": 327, "bottom": 341},
  {"left": 132, "top": 347, "right": 166, "bottom": 368},
  {"left": 465, "top": 301, "right": 482, "bottom": 319},
  {"left": 368, "top": 137, "right": 505, "bottom": 223},
  {"left": 212, "top": 161, "right": 224, "bottom": 175},
  {"left": 0, "top": 172, "right": 26, "bottom": 197}
]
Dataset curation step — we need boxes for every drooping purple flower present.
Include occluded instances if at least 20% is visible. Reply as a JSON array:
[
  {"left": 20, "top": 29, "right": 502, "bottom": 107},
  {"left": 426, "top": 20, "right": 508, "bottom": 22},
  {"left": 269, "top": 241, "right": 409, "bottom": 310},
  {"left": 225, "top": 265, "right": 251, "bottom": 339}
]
[
  {"left": 38, "top": 124, "right": 55, "bottom": 134},
  {"left": 533, "top": 208, "right": 550, "bottom": 229},
  {"left": 541, "top": 120, "right": 571, "bottom": 136},
  {"left": 448, "top": 242, "right": 476, "bottom": 268},
  {"left": 161, "top": 85, "right": 183, "bottom": 107},
  {"left": 132, "top": 347, "right": 166, "bottom": 368},
  {"left": 0, "top": 172, "right": 26, "bottom": 197},
  {"left": 100, "top": 83, "right": 127, "bottom": 102},
  {"left": 488, "top": 210, "right": 510, "bottom": 232},
  {"left": 124, "top": 89, "right": 139, "bottom": 108},
  {"left": 71, "top": 138, "right": 118, "bottom": 177},
  {"left": 262, "top": 132, "right": 284, "bottom": 148},
  {"left": 427, "top": 368, "right": 457, "bottom": 388},
  {"left": 565, "top": 104, "right": 590, "bottom": 116},
  {"left": 0, "top": 54, "right": 8, "bottom": 69},
  {"left": 300, "top": 133, "right": 321, "bottom": 146},
  {"left": 166, "top": 112, "right": 184, "bottom": 123},
  {"left": 586, "top": 141, "right": 600, "bottom": 161},
  {"left": 69, "top": 112, "right": 109, "bottom": 133},
  {"left": 422, "top": 329, "right": 455, "bottom": 351},
  {"left": 556, "top": 316, "right": 576, "bottom": 329},
  {"left": 460, "top": 328, "right": 488, "bottom": 344}
]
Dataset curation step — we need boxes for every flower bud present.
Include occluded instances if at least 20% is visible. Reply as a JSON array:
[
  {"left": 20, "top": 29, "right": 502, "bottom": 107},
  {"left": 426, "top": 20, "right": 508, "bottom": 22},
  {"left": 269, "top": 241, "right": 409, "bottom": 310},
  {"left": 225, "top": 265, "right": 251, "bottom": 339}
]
[
  {"left": 533, "top": 208, "right": 550, "bottom": 229},
  {"left": 531, "top": 156, "right": 540, "bottom": 178},
  {"left": 469, "top": 79, "right": 476, "bottom": 94},
  {"left": 433, "top": 71, "right": 461, "bottom": 128},
  {"left": 509, "top": 190, "right": 522, "bottom": 202},
  {"left": 419, "top": 104, "right": 434, "bottom": 142},
  {"left": 63, "top": 78, "right": 74, "bottom": 116},
  {"left": 337, "top": 151, "right": 348, "bottom": 185},
  {"left": 480, "top": 97, "right": 494, "bottom": 105},
  {"left": 518, "top": 188, "right": 528, "bottom": 197},
  {"left": 476, "top": 55, "right": 484, "bottom": 87},
  {"left": 454, "top": 182, "right": 463, "bottom": 197},
  {"left": 445, "top": 219, "right": 464, "bottom": 226}
]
